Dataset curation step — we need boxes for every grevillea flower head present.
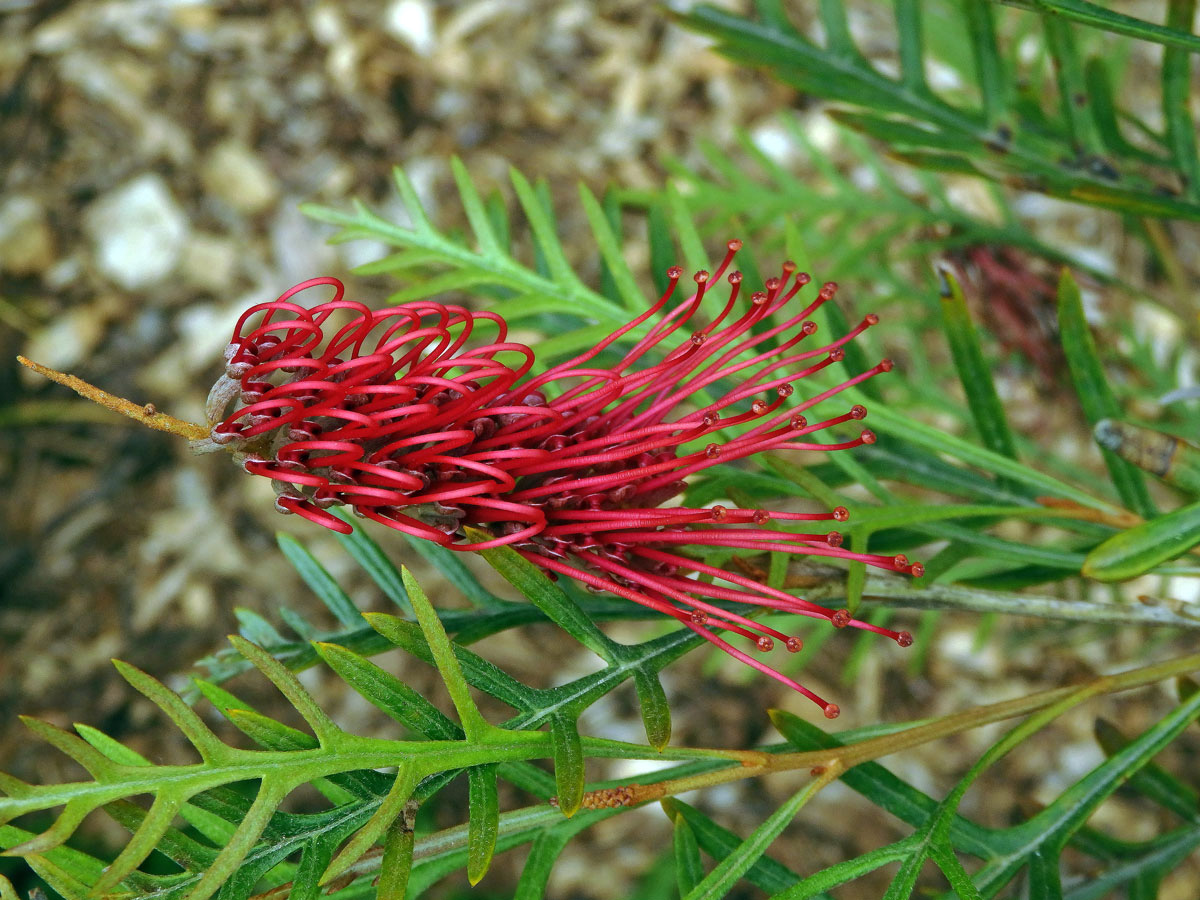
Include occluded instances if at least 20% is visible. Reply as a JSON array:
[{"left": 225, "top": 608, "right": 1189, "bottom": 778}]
[{"left": 206, "top": 242, "right": 922, "bottom": 716}]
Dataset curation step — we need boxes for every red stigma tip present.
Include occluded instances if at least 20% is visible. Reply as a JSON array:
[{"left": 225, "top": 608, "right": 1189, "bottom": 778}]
[
  {"left": 689, "top": 609, "right": 708, "bottom": 625},
  {"left": 727, "top": 239, "right": 743, "bottom": 252},
  {"left": 832, "top": 506, "right": 849, "bottom": 521},
  {"left": 861, "top": 429, "right": 876, "bottom": 444},
  {"left": 752, "top": 399, "right": 768, "bottom": 414},
  {"left": 728, "top": 270, "right": 743, "bottom": 284},
  {"left": 704, "top": 443, "right": 721, "bottom": 459},
  {"left": 702, "top": 412, "right": 720, "bottom": 426},
  {"left": 690, "top": 332, "right": 706, "bottom": 346},
  {"left": 710, "top": 505, "right": 727, "bottom": 521},
  {"left": 752, "top": 509, "right": 770, "bottom": 524},
  {"left": 826, "top": 531, "right": 843, "bottom": 547},
  {"left": 831, "top": 609, "right": 851, "bottom": 628},
  {"left": 850, "top": 404, "right": 867, "bottom": 420},
  {"left": 909, "top": 562, "right": 925, "bottom": 578},
  {"left": 694, "top": 270, "right": 709, "bottom": 284},
  {"left": 829, "top": 348, "right": 845, "bottom": 362},
  {"left": 801, "top": 321, "right": 818, "bottom": 335},
  {"left": 790, "top": 413, "right": 807, "bottom": 428},
  {"left": 879, "top": 358, "right": 894, "bottom": 372},
  {"left": 892, "top": 554, "right": 909, "bottom": 570},
  {"left": 781, "top": 260, "right": 796, "bottom": 274},
  {"left": 667, "top": 265, "right": 683, "bottom": 279},
  {"left": 751, "top": 291, "right": 768, "bottom": 305},
  {"left": 785, "top": 636, "right": 803, "bottom": 653},
  {"left": 896, "top": 631, "right": 914, "bottom": 647},
  {"left": 823, "top": 704, "right": 840, "bottom": 719},
  {"left": 864, "top": 313, "right": 879, "bottom": 325},
  {"left": 777, "top": 383, "right": 794, "bottom": 398},
  {"left": 765, "top": 277, "right": 781, "bottom": 291},
  {"left": 756, "top": 635, "right": 774, "bottom": 652}
]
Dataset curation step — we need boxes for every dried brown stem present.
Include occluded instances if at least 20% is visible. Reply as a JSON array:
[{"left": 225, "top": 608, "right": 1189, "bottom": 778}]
[{"left": 17, "top": 356, "right": 209, "bottom": 441}]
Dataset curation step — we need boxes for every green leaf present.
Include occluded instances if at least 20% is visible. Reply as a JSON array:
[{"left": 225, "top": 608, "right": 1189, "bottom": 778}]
[
  {"left": 378, "top": 803, "right": 418, "bottom": 900},
  {"left": 683, "top": 778, "right": 829, "bottom": 900},
  {"left": 276, "top": 533, "right": 362, "bottom": 628},
  {"left": 936, "top": 264, "right": 1018, "bottom": 463},
  {"left": 550, "top": 716, "right": 585, "bottom": 818},
  {"left": 672, "top": 811, "right": 704, "bottom": 897},
  {"left": 226, "top": 636, "right": 343, "bottom": 746},
  {"left": 467, "top": 764, "right": 500, "bottom": 885},
  {"left": 313, "top": 641, "right": 461, "bottom": 739},
  {"left": 633, "top": 670, "right": 672, "bottom": 751},
  {"left": 1093, "top": 718, "right": 1200, "bottom": 821},
  {"left": 400, "top": 532, "right": 504, "bottom": 608},
  {"left": 581, "top": 183, "right": 644, "bottom": 310},
  {"left": 1163, "top": 0, "right": 1200, "bottom": 200},
  {"left": 451, "top": 155, "right": 503, "bottom": 256},
  {"left": 1056, "top": 269, "right": 1155, "bottom": 518},
  {"left": 331, "top": 509, "right": 411, "bottom": 614},
  {"left": 400, "top": 567, "right": 491, "bottom": 738},
  {"left": 1001, "top": 0, "right": 1200, "bottom": 52},
  {"left": 1082, "top": 500, "right": 1200, "bottom": 581},
  {"left": 662, "top": 799, "right": 806, "bottom": 893},
  {"left": 475, "top": 535, "right": 618, "bottom": 661}
]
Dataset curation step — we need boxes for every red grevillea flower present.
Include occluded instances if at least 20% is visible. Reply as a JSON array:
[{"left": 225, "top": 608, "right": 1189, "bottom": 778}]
[{"left": 205, "top": 241, "right": 922, "bottom": 716}]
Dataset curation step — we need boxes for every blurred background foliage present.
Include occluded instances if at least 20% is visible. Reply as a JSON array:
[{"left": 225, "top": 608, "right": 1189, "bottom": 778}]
[{"left": 2, "top": 1, "right": 1200, "bottom": 898}]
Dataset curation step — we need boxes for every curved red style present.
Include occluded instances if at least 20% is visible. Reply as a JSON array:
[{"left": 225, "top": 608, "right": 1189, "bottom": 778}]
[{"left": 206, "top": 242, "right": 922, "bottom": 716}]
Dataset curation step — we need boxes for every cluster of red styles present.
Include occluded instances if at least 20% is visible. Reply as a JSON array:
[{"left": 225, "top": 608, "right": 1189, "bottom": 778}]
[{"left": 204, "top": 240, "right": 922, "bottom": 717}]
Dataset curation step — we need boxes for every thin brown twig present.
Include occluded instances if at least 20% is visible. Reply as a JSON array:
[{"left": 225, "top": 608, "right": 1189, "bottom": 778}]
[{"left": 16, "top": 355, "right": 209, "bottom": 441}]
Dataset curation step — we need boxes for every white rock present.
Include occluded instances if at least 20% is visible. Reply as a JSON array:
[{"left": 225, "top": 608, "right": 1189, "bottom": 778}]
[
  {"left": 384, "top": 0, "right": 435, "bottom": 56},
  {"left": 85, "top": 174, "right": 189, "bottom": 291},
  {"left": 23, "top": 306, "right": 105, "bottom": 373},
  {"left": 0, "top": 195, "right": 55, "bottom": 275},
  {"left": 201, "top": 140, "right": 280, "bottom": 215},
  {"left": 180, "top": 231, "right": 239, "bottom": 291}
]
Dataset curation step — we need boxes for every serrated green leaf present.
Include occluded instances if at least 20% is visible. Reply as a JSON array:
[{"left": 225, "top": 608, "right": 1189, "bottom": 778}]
[
  {"left": 1093, "top": 718, "right": 1200, "bottom": 822},
  {"left": 321, "top": 768, "right": 419, "bottom": 887},
  {"left": 73, "top": 724, "right": 150, "bottom": 767},
  {"left": 662, "top": 799, "right": 807, "bottom": 894},
  {"left": 1004, "top": 0, "right": 1200, "bottom": 52},
  {"left": 286, "top": 837, "right": 336, "bottom": 900},
  {"left": 233, "top": 607, "right": 285, "bottom": 646}
]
